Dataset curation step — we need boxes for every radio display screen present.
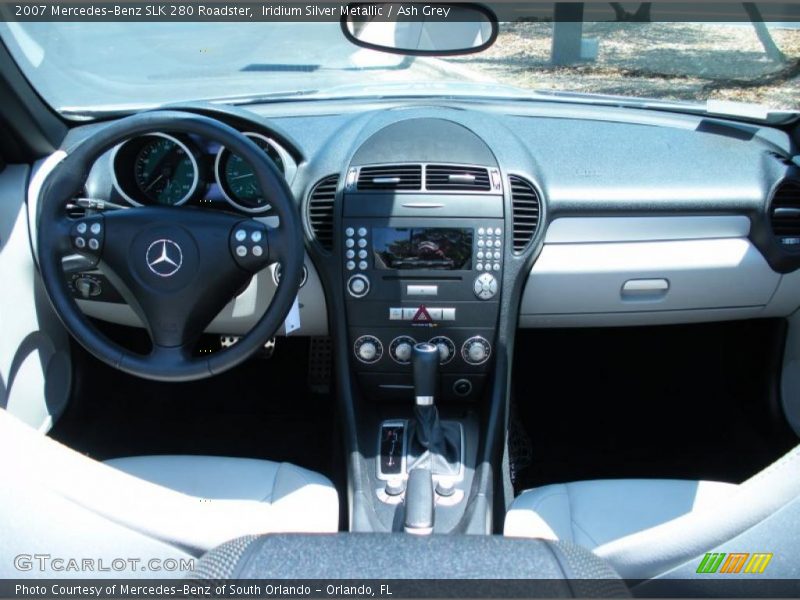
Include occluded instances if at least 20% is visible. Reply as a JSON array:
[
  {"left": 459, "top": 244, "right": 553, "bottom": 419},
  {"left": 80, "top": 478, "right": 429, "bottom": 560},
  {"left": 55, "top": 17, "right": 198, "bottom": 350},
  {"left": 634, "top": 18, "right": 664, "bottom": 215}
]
[{"left": 372, "top": 227, "right": 473, "bottom": 270}]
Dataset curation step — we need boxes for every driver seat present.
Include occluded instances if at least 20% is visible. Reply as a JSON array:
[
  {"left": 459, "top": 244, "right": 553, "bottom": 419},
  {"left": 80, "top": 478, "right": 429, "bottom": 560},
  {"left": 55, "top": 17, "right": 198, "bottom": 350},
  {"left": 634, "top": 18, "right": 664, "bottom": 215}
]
[{"left": 0, "top": 408, "right": 338, "bottom": 575}]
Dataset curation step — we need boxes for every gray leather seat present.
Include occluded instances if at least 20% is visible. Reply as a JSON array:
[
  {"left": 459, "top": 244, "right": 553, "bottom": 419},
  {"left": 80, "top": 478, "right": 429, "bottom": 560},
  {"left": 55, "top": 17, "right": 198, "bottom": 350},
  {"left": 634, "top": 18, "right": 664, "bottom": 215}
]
[
  {"left": 504, "top": 447, "right": 800, "bottom": 579},
  {"left": 105, "top": 455, "right": 340, "bottom": 536},
  {"left": 0, "top": 407, "right": 339, "bottom": 576},
  {"left": 504, "top": 479, "right": 736, "bottom": 549}
]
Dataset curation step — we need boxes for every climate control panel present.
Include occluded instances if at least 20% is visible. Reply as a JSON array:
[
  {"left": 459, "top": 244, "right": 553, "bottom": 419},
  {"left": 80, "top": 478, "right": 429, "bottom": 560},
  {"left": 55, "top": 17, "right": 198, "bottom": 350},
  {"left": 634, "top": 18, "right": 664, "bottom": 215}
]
[{"left": 352, "top": 331, "right": 491, "bottom": 370}]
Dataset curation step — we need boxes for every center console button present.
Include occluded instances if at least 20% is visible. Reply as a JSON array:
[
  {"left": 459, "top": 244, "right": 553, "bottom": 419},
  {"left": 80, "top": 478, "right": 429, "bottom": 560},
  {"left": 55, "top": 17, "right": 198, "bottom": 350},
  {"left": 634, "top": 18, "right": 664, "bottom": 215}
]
[
  {"left": 346, "top": 238, "right": 355, "bottom": 248},
  {"left": 358, "top": 238, "right": 368, "bottom": 248},
  {"left": 473, "top": 273, "right": 497, "bottom": 300},
  {"left": 358, "top": 227, "right": 368, "bottom": 237},
  {"left": 427, "top": 308, "right": 443, "bottom": 320},
  {"left": 345, "top": 227, "right": 355, "bottom": 237},
  {"left": 453, "top": 378, "right": 473, "bottom": 397}
]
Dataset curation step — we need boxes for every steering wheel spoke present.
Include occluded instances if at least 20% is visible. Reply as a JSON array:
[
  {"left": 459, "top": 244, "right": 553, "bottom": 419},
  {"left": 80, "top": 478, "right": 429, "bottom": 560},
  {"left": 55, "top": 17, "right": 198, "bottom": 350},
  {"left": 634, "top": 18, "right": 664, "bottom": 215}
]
[{"left": 62, "top": 214, "right": 106, "bottom": 265}]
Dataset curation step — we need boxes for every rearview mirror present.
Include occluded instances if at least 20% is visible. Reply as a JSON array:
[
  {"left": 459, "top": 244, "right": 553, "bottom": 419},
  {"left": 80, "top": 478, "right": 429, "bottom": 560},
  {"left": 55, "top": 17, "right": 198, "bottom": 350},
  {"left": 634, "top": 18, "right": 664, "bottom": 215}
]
[{"left": 342, "top": 3, "right": 497, "bottom": 56}]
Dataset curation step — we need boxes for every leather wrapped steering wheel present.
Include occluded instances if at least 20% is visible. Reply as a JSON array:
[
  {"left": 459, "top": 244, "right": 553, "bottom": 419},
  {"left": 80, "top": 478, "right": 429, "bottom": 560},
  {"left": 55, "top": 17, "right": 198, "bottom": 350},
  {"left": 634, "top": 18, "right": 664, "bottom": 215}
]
[{"left": 36, "top": 111, "right": 304, "bottom": 382}]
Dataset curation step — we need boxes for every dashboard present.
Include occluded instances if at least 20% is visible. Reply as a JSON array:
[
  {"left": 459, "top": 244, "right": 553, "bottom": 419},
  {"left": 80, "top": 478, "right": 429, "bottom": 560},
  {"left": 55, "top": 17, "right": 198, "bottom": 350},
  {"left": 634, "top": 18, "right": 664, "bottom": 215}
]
[{"left": 42, "top": 99, "right": 800, "bottom": 353}]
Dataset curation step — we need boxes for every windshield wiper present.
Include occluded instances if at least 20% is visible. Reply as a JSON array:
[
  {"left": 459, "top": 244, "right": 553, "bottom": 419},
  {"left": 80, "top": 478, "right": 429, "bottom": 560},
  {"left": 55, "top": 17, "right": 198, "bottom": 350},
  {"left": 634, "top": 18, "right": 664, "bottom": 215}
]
[{"left": 210, "top": 89, "right": 320, "bottom": 107}]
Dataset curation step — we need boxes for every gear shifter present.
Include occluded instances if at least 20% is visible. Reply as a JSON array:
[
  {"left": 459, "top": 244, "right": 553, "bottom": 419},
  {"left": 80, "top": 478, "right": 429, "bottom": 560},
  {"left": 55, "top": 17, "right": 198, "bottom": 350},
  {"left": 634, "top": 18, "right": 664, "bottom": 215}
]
[{"left": 409, "top": 342, "right": 461, "bottom": 476}]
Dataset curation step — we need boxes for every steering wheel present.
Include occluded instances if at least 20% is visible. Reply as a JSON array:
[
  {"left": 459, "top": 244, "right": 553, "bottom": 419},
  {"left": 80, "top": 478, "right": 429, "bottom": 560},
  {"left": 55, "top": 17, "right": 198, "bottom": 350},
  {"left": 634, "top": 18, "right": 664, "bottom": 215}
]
[{"left": 36, "top": 111, "right": 304, "bottom": 382}]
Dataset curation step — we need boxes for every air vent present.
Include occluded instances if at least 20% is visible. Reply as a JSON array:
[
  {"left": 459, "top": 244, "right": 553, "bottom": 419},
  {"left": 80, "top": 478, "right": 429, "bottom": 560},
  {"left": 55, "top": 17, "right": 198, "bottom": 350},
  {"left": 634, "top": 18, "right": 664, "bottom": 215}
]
[
  {"left": 426, "top": 165, "right": 491, "bottom": 191},
  {"left": 770, "top": 180, "right": 800, "bottom": 249},
  {"left": 509, "top": 175, "right": 541, "bottom": 253},
  {"left": 357, "top": 165, "right": 422, "bottom": 191},
  {"left": 307, "top": 175, "right": 338, "bottom": 252}
]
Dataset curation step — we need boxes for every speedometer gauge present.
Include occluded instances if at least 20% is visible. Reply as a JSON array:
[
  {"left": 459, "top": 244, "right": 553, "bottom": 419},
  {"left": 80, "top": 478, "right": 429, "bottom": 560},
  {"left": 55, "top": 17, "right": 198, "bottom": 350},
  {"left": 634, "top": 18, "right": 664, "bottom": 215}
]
[
  {"left": 133, "top": 134, "right": 199, "bottom": 206},
  {"left": 215, "top": 132, "right": 284, "bottom": 212},
  {"left": 111, "top": 133, "right": 201, "bottom": 207}
]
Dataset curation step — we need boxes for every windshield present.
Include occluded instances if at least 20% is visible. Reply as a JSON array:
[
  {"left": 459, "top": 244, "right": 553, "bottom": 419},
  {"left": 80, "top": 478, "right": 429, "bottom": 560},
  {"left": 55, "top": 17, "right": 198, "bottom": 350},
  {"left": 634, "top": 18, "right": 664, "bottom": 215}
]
[{"left": 2, "top": 10, "right": 799, "bottom": 115}]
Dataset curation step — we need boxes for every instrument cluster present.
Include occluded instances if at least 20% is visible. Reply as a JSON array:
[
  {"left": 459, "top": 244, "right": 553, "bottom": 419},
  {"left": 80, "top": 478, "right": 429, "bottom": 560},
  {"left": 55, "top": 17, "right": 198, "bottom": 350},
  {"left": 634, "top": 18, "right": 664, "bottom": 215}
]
[{"left": 110, "top": 130, "right": 296, "bottom": 213}]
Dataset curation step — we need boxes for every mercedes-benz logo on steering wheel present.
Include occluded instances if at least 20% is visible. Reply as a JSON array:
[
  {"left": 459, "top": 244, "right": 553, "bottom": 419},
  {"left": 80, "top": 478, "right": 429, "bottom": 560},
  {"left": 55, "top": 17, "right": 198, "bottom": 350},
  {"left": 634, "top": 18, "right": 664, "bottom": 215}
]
[{"left": 146, "top": 239, "right": 183, "bottom": 277}]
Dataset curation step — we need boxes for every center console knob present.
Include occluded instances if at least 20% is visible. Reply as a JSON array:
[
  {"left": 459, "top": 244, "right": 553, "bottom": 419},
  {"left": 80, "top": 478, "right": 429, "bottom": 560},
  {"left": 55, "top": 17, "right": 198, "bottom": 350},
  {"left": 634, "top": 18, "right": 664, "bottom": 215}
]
[
  {"left": 347, "top": 274, "right": 370, "bottom": 298},
  {"left": 390, "top": 335, "right": 417, "bottom": 364},
  {"left": 468, "top": 343, "right": 486, "bottom": 363},
  {"left": 359, "top": 341, "right": 377, "bottom": 361},
  {"left": 462, "top": 336, "right": 491, "bottom": 365},
  {"left": 354, "top": 335, "right": 383, "bottom": 364},
  {"left": 395, "top": 342, "right": 413, "bottom": 362},
  {"left": 428, "top": 336, "right": 455, "bottom": 365}
]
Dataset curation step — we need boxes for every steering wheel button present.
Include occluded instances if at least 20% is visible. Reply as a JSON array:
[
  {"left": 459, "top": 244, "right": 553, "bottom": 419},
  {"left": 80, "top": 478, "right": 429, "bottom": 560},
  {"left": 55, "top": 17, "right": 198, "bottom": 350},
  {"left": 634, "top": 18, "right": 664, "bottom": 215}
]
[
  {"left": 75, "top": 237, "right": 86, "bottom": 249},
  {"left": 236, "top": 245, "right": 248, "bottom": 257},
  {"left": 76, "top": 222, "right": 87, "bottom": 234},
  {"left": 252, "top": 246, "right": 263, "bottom": 257},
  {"left": 235, "top": 229, "right": 247, "bottom": 242},
  {"left": 251, "top": 231, "right": 262, "bottom": 243},
  {"left": 90, "top": 222, "right": 102, "bottom": 235},
  {"left": 88, "top": 238, "right": 99, "bottom": 251}
]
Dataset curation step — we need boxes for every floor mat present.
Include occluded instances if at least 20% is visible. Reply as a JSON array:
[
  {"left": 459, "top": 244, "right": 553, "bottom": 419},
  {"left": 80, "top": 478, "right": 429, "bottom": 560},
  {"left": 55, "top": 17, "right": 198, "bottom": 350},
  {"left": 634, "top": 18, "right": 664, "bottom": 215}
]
[
  {"left": 510, "top": 319, "right": 799, "bottom": 493},
  {"left": 51, "top": 332, "right": 339, "bottom": 484}
]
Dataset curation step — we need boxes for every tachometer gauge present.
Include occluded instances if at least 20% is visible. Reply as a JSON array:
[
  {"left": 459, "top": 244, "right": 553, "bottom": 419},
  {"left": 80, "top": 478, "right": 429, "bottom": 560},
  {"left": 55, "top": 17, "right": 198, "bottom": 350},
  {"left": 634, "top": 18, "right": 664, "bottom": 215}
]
[
  {"left": 132, "top": 134, "right": 200, "bottom": 206},
  {"left": 215, "top": 132, "right": 285, "bottom": 212}
]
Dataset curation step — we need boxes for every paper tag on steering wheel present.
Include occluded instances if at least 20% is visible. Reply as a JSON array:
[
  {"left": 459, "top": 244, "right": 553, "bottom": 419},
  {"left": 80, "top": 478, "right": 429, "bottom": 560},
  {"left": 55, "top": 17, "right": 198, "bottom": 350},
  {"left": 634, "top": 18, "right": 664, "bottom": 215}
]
[{"left": 283, "top": 295, "right": 301, "bottom": 335}]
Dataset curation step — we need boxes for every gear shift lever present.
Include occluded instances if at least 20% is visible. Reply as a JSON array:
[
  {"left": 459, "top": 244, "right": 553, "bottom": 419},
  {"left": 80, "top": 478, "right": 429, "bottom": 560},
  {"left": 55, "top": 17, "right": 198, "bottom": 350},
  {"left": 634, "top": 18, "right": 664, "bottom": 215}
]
[
  {"left": 409, "top": 342, "right": 461, "bottom": 476},
  {"left": 412, "top": 342, "right": 439, "bottom": 406}
]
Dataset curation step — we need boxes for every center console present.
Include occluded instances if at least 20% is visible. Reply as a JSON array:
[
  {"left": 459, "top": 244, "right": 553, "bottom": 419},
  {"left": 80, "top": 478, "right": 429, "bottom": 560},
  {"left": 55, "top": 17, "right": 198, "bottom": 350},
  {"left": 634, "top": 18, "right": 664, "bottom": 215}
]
[
  {"left": 334, "top": 117, "right": 508, "bottom": 533},
  {"left": 342, "top": 189, "right": 504, "bottom": 405}
]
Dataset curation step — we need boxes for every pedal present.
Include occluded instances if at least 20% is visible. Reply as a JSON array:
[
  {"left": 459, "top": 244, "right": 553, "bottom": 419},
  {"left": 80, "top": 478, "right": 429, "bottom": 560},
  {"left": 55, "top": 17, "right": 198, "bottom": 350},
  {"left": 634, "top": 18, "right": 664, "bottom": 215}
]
[
  {"left": 308, "top": 336, "right": 332, "bottom": 394},
  {"left": 219, "top": 335, "right": 275, "bottom": 359},
  {"left": 261, "top": 337, "right": 276, "bottom": 359},
  {"left": 220, "top": 335, "right": 240, "bottom": 348}
]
